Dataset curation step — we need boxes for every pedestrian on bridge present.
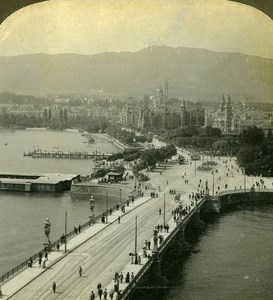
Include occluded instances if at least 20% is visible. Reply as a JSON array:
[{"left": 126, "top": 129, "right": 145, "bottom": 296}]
[
  {"left": 125, "top": 272, "right": 130, "bottom": 283},
  {"left": 103, "top": 288, "right": 108, "bottom": 300},
  {"left": 159, "top": 208, "right": 162, "bottom": 215},
  {"left": 119, "top": 272, "right": 124, "bottom": 283},
  {"left": 79, "top": 266, "right": 82, "bottom": 277},
  {"left": 38, "top": 257, "right": 42, "bottom": 268},
  {"left": 90, "top": 291, "right": 95, "bottom": 300},
  {"left": 52, "top": 281, "right": 56, "bottom": 293}
]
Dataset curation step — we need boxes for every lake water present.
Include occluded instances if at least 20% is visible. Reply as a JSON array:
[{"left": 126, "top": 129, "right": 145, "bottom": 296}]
[
  {"left": 0, "top": 129, "right": 121, "bottom": 275},
  {"left": 161, "top": 206, "right": 273, "bottom": 300}
]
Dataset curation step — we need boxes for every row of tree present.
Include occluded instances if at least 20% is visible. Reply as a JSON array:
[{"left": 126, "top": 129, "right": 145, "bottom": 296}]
[{"left": 0, "top": 110, "right": 110, "bottom": 132}]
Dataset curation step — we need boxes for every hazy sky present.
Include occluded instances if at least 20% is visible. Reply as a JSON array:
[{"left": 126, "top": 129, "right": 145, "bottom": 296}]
[{"left": 0, "top": 0, "right": 273, "bottom": 58}]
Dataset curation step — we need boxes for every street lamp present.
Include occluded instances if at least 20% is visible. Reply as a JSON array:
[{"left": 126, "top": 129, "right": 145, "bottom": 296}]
[
  {"left": 240, "top": 167, "right": 246, "bottom": 191},
  {"left": 163, "top": 194, "right": 166, "bottom": 227},
  {"left": 64, "top": 212, "right": 67, "bottom": 253},
  {"left": 105, "top": 191, "right": 109, "bottom": 223},
  {"left": 134, "top": 216, "right": 138, "bottom": 264},
  {"left": 89, "top": 196, "right": 95, "bottom": 222}
]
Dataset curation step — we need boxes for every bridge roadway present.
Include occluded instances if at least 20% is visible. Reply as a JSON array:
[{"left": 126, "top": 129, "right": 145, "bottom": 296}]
[{"left": 2, "top": 154, "right": 271, "bottom": 300}]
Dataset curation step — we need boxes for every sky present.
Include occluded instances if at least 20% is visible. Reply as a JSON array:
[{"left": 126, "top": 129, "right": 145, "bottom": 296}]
[{"left": 0, "top": 0, "right": 273, "bottom": 58}]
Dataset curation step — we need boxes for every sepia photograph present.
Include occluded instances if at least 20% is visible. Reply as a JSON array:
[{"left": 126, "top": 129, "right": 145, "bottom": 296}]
[{"left": 0, "top": 0, "right": 272, "bottom": 299}]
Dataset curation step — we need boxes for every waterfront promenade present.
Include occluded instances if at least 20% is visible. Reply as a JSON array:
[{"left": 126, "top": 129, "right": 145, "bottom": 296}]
[{"left": 1, "top": 153, "right": 271, "bottom": 299}]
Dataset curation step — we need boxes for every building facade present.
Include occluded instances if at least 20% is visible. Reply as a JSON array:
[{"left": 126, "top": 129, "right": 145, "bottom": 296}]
[{"left": 121, "top": 86, "right": 205, "bottom": 130}]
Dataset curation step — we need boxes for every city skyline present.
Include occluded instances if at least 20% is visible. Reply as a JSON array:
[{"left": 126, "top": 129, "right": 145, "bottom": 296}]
[{"left": 0, "top": 0, "right": 273, "bottom": 59}]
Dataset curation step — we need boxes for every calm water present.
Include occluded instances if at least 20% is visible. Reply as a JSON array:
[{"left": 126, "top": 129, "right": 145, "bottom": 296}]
[
  {"left": 0, "top": 130, "right": 121, "bottom": 275},
  {"left": 162, "top": 206, "right": 273, "bottom": 300}
]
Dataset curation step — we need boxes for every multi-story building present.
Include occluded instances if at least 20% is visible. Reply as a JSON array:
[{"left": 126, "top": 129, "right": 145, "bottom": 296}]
[
  {"left": 206, "top": 95, "right": 273, "bottom": 134},
  {"left": 121, "top": 85, "right": 205, "bottom": 130}
]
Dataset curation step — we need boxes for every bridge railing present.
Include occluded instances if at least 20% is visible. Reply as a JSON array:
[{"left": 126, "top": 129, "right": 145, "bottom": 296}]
[
  {"left": 219, "top": 188, "right": 273, "bottom": 196},
  {"left": 119, "top": 258, "right": 153, "bottom": 300},
  {"left": 0, "top": 193, "right": 141, "bottom": 285},
  {"left": 120, "top": 195, "right": 207, "bottom": 298}
]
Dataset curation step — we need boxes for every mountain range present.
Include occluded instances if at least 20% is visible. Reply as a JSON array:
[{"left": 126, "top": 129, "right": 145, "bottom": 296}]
[{"left": 0, "top": 46, "right": 272, "bottom": 102}]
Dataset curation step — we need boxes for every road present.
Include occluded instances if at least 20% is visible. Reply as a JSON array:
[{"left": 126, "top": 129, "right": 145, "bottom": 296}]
[{"left": 9, "top": 153, "right": 268, "bottom": 299}]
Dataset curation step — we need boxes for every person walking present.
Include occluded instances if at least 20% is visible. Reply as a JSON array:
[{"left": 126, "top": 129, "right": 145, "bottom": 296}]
[
  {"left": 120, "top": 272, "right": 124, "bottom": 283},
  {"left": 45, "top": 251, "right": 48, "bottom": 261},
  {"left": 118, "top": 216, "right": 121, "bottom": 224},
  {"left": 103, "top": 288, "right": 108, "bottom": 300},
  {"left": 52, "top": 281, "right": 56, "bottom": 293},
  {"left": 90, "top": 291, "right": 95, "bottom": 300},
  {"left": 98, "top": 288, "right": 103, "bottom": 300},
  {"left": 42, "top": 257, "right": 46, "bottom": 269},
  {"left": 109, "top": 289, "right": 114, "bottom": 300},
  {"left": 159, "top": 208, "right": 161, "bottom": 215},
  {"left": 38, "top": 257, "right": 42, "bottom": 268},
  {"left": 79, "top": 266, "right": 82, "bottom": 277}
]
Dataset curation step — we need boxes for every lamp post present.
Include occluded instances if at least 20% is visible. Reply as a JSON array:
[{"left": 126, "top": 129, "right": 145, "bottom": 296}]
[
  {"left": 64, "top": 212, "right": 67, "bottom": 253},
  {"left": 89, "top": 196, "right": 95, "bottom": 223},
  {"left": 134, "top": 216, "right": 138, "bottom": 264},
  {"left": 105, "top": 191, "right": 109, "bottom": 223},
  {"left": 163, "top": 194, "right": 166, "bottom": 227}
]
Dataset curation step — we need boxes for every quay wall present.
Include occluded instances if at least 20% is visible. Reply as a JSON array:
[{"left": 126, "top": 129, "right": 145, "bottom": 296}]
[
  {"left": 105, "top": 134, "right": 126, "bottom": 151},
  {"left": 70, "top": 183, "right": 138, "bottom": 200}
]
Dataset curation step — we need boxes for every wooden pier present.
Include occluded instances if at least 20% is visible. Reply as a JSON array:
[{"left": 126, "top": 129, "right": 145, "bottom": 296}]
[{"left": 23, "top": 150, "right": 112, "bottom": 160}]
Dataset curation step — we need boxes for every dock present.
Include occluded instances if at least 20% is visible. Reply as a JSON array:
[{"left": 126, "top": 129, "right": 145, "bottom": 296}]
[
  {"left": 0, "top": 172, "right": 80, "bottom": 192},
  {"left": 23, "top": 150, "right": 112, "bottom": 160}
]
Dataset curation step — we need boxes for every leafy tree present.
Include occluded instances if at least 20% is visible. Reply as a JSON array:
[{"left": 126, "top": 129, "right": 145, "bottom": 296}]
[{"left": 239, "top": 126, "right": 264, "bottom": 145}]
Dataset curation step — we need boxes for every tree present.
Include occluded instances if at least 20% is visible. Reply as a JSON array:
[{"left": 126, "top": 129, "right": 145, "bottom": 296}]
[
  {"left": 43, "top": 108, "right": 48, "bottom": 119},
  {"left": 48, "top": 108, "right": 52, "bottom": 119},
  {"left": 140, "top": 149, "right": 158, "bottom": 168},
  {"left": 240, "top": 126, "right": 264, "bottom": 145}
]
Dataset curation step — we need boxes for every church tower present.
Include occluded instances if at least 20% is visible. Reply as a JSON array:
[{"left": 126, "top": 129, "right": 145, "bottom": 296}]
[
  {"left": 225, "top": 94, "right": 232, "bottom": 133},
  {"left": 220, "top": 95, "right": 226, "bottom": 112},
  {"left": 180, "top": 99, "right": 187, "bottom": 126}
]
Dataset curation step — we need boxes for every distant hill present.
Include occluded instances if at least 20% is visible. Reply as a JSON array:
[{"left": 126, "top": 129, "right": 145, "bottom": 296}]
[{"left": 0, "top": 46, "right": 272, "bottom": 102}]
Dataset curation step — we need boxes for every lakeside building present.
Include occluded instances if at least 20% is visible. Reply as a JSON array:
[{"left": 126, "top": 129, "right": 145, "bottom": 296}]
[
  {"left": 205, "top": 95, "right": 273, "bottom": 134},
  {"left": 0, "top": 172, "right": 80, "bottom": 192}
]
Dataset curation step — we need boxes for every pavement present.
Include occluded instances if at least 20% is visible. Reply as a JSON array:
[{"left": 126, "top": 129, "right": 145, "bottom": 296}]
[{"left": 0, "top": 152, "right": 272, "bottom": 300}]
